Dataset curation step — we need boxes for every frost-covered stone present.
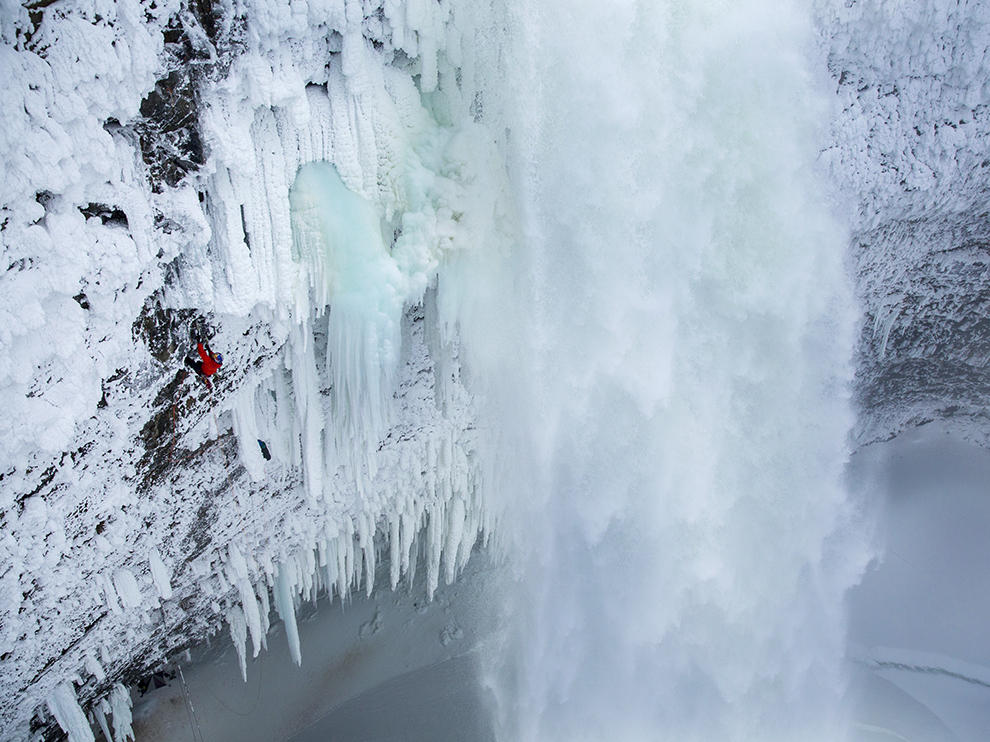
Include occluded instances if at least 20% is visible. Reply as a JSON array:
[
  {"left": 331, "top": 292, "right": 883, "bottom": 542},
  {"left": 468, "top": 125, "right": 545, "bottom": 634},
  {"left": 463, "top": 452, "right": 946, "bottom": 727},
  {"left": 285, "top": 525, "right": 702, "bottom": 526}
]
[
  {"left": 0, "top": 0, "right": 500, "bottom": 738},
  {"left": 820, "top": 0, "right": 990, "bottom": 444}
]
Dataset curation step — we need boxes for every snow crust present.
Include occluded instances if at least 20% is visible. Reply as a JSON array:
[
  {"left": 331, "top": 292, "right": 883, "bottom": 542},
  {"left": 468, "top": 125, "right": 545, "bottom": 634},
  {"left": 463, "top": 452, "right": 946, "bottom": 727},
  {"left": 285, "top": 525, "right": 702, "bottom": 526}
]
[{"left": 0, "top": 0, "right": 173, "bottom": 462}]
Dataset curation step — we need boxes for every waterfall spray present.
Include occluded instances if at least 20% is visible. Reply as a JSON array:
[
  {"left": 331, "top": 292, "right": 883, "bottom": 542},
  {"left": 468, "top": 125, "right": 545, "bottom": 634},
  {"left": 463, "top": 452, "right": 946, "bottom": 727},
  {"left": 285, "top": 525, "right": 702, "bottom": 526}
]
[{"left": 462, "top": 1, "right": 871, "bottom": 740}]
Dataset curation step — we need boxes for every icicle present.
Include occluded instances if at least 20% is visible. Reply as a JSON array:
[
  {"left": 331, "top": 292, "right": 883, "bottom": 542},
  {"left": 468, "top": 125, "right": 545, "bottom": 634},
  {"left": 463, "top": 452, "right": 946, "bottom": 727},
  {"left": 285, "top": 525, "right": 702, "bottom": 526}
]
[
  {"left": 458, "top": 479, "right": 482, "bottom": 571},
  {"left": 272, "top": 367, "right": 299, "bottom": 467},
  {"left": 148, "top": 548, "right": 173, "bottom": 600},
  {"left": 426, "top": 504, "right": 444, "bottom": 600},
  {"left": 407, "top": 524, "right": 419, "bottom": 590},
  {"left": 108, "top": 684, "right": 133, "bottom": 742},
  {"left": 400, "top": 508, "right": 415, "bottom": 578},
  {"left": 257, "top": 582, "right": 271, "bottom": 650},
  {"left": 112, "top": 569, "right": 141, "bottom": 610},
  {"left": 303, "top": 547, "right": 318, "bottom": 602},
  {"left": 389, "top": 517, "right": 401, "bottom": 589},
  {"left": 457, "top": 508, "right": 477, "bottom": 575},
  {"left": 274, "top": 563, "right": 302, "bottom": 666},
  {"left": 227, "top": 604, "right": 248, "bottom": 682},
  {"left": 46, "top": 682, "right": 94, "bottom": 742},
  {"left": 297, "top": 551, "right": 311, "bottom": 604},
  {"left": 325, "top": 537, "right": 340, "bottom": 599},
  {"left": 83, "top": 651, "right": 105, "bottom": 682},
  {"left": 93, "top": 703, "right": 112, "bottom": 742},
  {"left": 353, "top": 532, "right": 364, "bottom": 593},
  {"left": 99, "top": 574, "right": 121, "bottom": 615},
  {"left": 341, "top": 519, "right": 356, "bottom": 596},
  {"left": 289, "top": 321, "right": 325, "bottom": 503},
  {"left": 226, "top": 544, "right": 264, "bottom": 657},
  {"left": 231, "top": 384, "right": 266, "bottom": 482},
  {"left": 444, "top": 496, "right": 466, "bottom": 585},
  {"left": 357, "top": 513, "right": 375, "bottom": 597}
]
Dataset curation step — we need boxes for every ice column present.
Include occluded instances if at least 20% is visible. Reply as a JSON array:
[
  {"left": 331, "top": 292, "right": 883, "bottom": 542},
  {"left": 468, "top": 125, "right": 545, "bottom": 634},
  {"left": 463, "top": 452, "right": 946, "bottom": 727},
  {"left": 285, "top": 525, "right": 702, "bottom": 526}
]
[
  {"left": 289, "top": 161, "right": 405, "bottom": 468},
  {"left": 46, "top": 683, "right": 94, "bottom": 742}
]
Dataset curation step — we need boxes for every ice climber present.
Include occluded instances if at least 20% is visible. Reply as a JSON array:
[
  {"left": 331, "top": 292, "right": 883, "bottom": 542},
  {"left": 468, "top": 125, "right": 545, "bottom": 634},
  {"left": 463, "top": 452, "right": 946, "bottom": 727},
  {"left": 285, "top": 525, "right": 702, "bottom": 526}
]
[{"left": 185, "top": 341, "right": 223, "bottom": 389}]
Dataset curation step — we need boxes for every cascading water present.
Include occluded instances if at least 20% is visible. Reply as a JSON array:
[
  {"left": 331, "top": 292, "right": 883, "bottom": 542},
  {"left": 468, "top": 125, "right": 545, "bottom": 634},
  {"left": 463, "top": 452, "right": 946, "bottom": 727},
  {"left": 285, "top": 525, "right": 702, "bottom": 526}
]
[{"left": 465, "top": 1, "right": 872, "bottom": 740}]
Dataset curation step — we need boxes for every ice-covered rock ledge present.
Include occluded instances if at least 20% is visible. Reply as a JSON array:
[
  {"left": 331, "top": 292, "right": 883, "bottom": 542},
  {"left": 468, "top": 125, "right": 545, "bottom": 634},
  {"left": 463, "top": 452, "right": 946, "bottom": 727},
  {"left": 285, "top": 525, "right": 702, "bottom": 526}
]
[
  {"left": 0, "top": 0, "right": 508, "bottom": 739},
  {"left": 819, "top": 0, "right": 990, "bottom": 445}
]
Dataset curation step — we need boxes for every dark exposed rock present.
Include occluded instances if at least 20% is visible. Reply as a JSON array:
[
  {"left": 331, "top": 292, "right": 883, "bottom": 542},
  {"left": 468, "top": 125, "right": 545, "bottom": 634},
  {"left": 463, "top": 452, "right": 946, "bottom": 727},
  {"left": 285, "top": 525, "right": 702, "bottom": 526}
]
[
  {"left": 136, "top": 70, "right": 205, "bottom": 191},
  {"left": 34, "top": 190, "right": 55, "bottom": 211},
  {"left": 19, "top": 0, "right": 59, "bottom": 48},
  {"left": 132, "top": 292, "right": 201, "bottom": 365},
  {"left": 853, "top": 212, "right": 990, "bottom": 444},
  {"left": 191, "top": 0, "right": 218, "bottom": 42},
  {"left": 132, "top": 0, "right": 251, "bottom": 194},
  {"left": 78, "top": 203, "right": 128, "bottom": 227}
]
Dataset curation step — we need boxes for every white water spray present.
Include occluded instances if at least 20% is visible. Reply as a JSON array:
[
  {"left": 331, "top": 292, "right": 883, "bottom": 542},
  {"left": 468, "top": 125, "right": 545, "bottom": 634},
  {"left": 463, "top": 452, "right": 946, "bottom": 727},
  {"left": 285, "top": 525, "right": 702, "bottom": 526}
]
[{"left": 465, "top": 1, "right": 870, "bottom": 740}]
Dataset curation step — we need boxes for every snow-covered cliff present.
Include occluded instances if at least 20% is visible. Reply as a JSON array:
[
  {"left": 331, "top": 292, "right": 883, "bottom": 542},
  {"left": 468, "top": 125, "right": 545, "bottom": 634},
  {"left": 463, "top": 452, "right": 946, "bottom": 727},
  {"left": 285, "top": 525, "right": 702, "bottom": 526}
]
[
  {"left": 820, "top": 0, "right": 990, "bottom": 445},
  {"left": 1, "top": 1, "right": 508, "bottom": 738}
]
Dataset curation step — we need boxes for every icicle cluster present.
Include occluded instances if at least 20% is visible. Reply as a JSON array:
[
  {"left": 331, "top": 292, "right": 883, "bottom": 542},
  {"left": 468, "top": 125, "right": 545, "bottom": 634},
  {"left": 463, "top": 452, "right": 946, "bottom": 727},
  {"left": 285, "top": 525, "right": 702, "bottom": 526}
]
[
  {"left": 219, "top": 332, "right": 492, "bottom": 681},
  {"left": 45, "top": 681, "right": 133, "bottom": 742},
  {"left": 164, "top": 0, "right": 511, "bottom": 681},
  {"left": 126, "top": 0, "right": 514, "bottom": 693}
]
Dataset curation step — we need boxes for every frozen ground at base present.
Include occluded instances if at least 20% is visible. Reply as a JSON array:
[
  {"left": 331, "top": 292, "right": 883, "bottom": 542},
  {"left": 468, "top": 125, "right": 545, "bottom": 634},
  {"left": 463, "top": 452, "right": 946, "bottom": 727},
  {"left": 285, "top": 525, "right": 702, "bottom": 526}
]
[
  {"left": 132, "top": 549, "right": 500, "bottom": 742},
  {"left": 847, "top": 427, "right": 990, "bottom": 742}
]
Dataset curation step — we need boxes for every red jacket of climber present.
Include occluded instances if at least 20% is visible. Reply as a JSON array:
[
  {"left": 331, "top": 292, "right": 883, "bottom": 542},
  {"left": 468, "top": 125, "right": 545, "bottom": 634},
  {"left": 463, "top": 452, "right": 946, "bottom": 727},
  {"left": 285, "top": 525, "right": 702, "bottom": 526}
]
[
  {"left": 185, "top": 342, "right": 223, "bottom": 386},
  {"left": 197, "top": 343, "right": 222, "bottom": 376}
]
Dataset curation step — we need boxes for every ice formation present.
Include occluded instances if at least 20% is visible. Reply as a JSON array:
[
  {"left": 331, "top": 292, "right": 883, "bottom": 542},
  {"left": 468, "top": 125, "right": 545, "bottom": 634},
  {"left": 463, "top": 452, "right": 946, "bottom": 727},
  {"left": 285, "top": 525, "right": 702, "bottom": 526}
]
[
  {"left": 1, "top": 0, "right": 506, "bottom": 737},
  {"left": 2, "top": 0, "right": 989, "bottom": 739}
]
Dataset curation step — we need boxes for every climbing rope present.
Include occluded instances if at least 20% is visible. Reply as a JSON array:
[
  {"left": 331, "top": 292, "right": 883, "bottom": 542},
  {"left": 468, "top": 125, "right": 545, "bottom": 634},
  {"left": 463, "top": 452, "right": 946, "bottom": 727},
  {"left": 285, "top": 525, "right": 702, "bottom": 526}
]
[
  {"left": 168, "top": 401, "right": 179, "bottom": 464},
  {"left": 176, "top": 663, "right": 206, "bottom": 742},
  {"left": 200, "top": 648, "right": 264, "bottom": 718}
]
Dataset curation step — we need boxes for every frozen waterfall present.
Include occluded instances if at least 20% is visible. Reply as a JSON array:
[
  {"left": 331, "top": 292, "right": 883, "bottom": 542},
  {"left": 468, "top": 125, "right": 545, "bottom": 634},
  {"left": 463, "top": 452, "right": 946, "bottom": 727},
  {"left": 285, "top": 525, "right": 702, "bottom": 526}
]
[{"left": 466, "top": 2, "right": 871, "bottom": 741}]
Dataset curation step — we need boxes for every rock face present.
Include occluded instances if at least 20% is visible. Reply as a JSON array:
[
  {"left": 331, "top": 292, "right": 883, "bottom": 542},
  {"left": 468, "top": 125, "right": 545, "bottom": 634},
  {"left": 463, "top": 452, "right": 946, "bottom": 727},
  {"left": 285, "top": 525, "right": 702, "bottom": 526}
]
[
  {"left": 820, "top": 0, "right": 990, "bottom": 444},
  {"left": 1, "top": 0, "right": 988, "bottom": 739},
  {"left": 0, "top": 1, "right": 505, "bottom": 738}
]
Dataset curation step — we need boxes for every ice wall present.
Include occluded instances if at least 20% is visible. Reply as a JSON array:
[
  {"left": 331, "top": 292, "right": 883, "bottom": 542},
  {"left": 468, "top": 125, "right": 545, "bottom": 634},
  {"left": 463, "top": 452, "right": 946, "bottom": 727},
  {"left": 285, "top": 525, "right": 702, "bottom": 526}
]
[
  {"left": 471, "top": 1, "right": 871, "bottom": 741},
  {"left": 0, "top": 0, "right": 510, "bottom": 738},
  {"left": 156, "top": 0, "right": 509, "bottom": 688}
]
